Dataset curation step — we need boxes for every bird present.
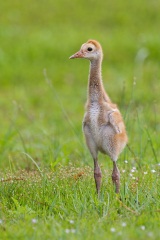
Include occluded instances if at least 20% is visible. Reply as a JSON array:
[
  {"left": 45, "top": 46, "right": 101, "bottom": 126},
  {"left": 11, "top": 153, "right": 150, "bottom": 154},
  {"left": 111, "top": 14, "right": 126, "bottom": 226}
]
[{"left": 69, "top": 39, "right": 128, "bottom": 195}]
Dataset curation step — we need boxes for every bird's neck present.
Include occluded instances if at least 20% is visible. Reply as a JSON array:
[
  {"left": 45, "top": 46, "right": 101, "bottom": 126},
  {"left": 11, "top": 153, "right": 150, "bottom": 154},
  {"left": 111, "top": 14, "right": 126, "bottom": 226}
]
[{"left": 88, "top": 59, "right": 104, "bottom": 102}]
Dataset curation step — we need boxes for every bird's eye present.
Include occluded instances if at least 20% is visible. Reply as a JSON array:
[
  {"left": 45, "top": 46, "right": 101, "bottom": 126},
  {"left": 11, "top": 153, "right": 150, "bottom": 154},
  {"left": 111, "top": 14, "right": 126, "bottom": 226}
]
[{"left": 87, "top": 47, "right": 93, "bottom": 51}]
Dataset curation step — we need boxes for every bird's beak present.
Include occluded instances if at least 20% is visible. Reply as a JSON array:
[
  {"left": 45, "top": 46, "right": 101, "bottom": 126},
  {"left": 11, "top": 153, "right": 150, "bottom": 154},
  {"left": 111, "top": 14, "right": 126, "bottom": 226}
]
[{"left": 69, "top": 50, "right": 84, "bottom": 59}]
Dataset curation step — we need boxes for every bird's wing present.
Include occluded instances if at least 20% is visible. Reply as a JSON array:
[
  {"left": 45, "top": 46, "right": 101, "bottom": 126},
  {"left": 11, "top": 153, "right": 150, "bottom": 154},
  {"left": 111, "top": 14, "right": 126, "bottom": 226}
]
[{"left": 107, "top": 109, "right": 123, "bottom": 134}]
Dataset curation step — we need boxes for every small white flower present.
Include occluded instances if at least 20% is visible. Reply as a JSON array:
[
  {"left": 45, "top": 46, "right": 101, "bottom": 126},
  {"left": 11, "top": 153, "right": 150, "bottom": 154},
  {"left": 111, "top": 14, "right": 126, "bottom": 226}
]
[
  {"left": 110, "top": 227, "right": 116, "bottom": 232},
  {"left": 122, "top": 169, "right": 126, "bottom": 173},
  {"left": 32, "top": 218, "right": 37, "bottom": 224},
  {"left": 71, "top": 229, "right": 76, "bottom": 233},
  {"left": 144, "top": 172, "right": 148, "bottom": 175},
  {"left": 131, "top": 169, "right": 135, "bottom": 172},
  {"left": 151, "top": 170, "right": 156, "bottom": 173},
  {"left": 141, "top": 226, "right": 145, "bottom": 230},
  {"left": 65, "top": 229, "right": 70, "bottom": 234},
  {"left": 69, "top": 220, "right": 74, "bottom": 224},
  {"left": 157, "top": 163, "right": 160, "bottom": 166},
  {"left": 132, "top": 177, "right": 136, "bottom": 180},
  {"left": 132, "top": 167, "right": 136, "bottom": 170},
  {"left": 148, "top": 232, "right": 153, "bottom": 237},
  {"left": 0, "top": 219, "right": 3, "bottom": 224},
  {"left": 129, "top": 173, "right": 133, "bottom": 177},
  {"left": 122, "top": 222, "right": 127, "bottom": 227},
  {"left": 124, "top": 160, "right": 128, "bottom": 164}
]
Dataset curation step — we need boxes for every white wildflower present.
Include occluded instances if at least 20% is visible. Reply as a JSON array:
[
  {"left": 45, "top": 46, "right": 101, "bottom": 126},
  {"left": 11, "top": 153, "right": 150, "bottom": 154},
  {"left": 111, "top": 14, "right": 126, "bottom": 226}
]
[
  {"left": 122, "top": 222, "right": 127, "bottom": 227},
  {"left": 144, "top": 172, "right": 148, "bottom": 175},
  {"left": 65, "top": 229, "right": 70, "bottom": 234},
  {"left": 69, "top": 220, "right": 74, "bottom": 224},
  {"left": 122, "top": 169, "right": 126, "bottom": 173},
  {"left": 0, "top": 219, "right": 3, "bottom": 224},
  {"left": 32, "top": 218, "right": 37, "bottom": 224},
  {"left": 141, "top": 226, "right": 145, "bottom": 230},
  {"left": 151, "top": 170, "right": 156, "bottom": 173},
  {"left": 124, "top": 160, "right": 128, "bottom": 164},
  {"left": 148, "top": 232, "right": 153, "bottom": 237},
  {"left": 110, "top": 227, "right": 116, "bottom": 232}
]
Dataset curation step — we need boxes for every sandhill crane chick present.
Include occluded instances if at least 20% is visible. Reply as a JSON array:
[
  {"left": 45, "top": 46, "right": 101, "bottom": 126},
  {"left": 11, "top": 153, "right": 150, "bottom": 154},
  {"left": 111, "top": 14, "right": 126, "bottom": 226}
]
[{"left": 69, "top": 40, "right": 128, "bottom": 195}]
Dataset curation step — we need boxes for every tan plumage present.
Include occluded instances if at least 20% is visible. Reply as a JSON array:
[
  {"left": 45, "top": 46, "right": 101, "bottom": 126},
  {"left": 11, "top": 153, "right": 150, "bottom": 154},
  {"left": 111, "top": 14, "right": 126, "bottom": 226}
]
[{"left": 69, "top": 40, "right": 128, "bottom": 194}]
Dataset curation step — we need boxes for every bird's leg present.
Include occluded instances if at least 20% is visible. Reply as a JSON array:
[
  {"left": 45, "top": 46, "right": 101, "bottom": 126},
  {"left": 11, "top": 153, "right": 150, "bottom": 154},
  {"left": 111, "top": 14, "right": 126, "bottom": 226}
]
[
  {"left": 112, "top": 161, "right": 120, "bottom": 193},
  {"left": 94, "top": 158, "right": 102, "bottom": 196}
]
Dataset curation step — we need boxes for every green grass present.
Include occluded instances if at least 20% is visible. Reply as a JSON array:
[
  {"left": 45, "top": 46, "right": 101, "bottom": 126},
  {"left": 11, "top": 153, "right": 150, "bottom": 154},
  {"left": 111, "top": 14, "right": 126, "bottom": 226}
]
[{"left": 0, "top": 0, "right": 160, "bottom": 239}]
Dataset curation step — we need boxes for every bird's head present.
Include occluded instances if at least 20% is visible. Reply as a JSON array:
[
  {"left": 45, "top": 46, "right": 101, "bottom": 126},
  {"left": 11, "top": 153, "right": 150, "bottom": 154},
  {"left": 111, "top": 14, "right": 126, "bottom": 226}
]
[{"left": 69, "top": 40, "right": 103, "bottom": 62}]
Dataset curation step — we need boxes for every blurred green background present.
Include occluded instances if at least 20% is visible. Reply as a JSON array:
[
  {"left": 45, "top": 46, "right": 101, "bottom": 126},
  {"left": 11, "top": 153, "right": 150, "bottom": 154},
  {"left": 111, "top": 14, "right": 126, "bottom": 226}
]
[{"left": 0, "top": 0, "right": 160, "bottom": 169}]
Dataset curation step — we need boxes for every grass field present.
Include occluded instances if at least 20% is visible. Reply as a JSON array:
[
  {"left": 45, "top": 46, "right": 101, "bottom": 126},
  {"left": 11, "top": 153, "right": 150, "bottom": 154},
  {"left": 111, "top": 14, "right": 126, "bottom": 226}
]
[{"left": 0, "top": 1, "right": 160, "bottom": 239}]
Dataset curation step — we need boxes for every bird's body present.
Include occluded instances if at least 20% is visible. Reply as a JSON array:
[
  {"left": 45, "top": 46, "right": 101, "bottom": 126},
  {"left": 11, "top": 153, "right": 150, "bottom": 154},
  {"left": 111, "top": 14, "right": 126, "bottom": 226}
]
[
  {"left": 83, "top": 102, "right": 127, "bottom": 159},
  {"left": 70, "top": 40, "right": 128, "bottom": 194}
]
